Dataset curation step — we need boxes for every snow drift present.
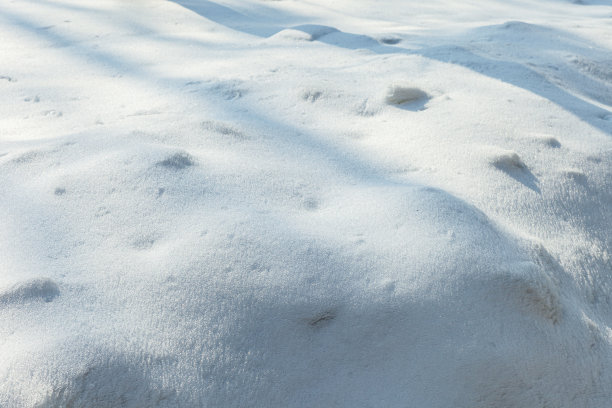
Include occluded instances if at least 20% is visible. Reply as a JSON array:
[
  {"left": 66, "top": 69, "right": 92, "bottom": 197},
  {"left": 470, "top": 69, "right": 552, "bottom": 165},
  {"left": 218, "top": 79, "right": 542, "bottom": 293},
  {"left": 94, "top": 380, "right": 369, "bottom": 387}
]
[{"left": 0, "top": 0, "right": 611, "bottom": 406}]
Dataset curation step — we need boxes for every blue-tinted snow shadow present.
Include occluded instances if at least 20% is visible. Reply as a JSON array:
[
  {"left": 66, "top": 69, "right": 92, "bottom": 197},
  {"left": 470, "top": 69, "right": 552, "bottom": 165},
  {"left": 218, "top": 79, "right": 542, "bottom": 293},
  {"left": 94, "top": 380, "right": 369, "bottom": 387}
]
[
  {"left": 169, "top": 0, "right": 294, "bottom": 37},
  {"left": 170, "top": 1, "right": 612, "bottom": 137},
  {"left": 0, "top": 6, "right": 390, "bottom": 191},
  {"left": 495, "top": 164, "right": 541, "bottom": 194},
  {"left": 395, "top": 97, "right": 430, "bottom": 112}
]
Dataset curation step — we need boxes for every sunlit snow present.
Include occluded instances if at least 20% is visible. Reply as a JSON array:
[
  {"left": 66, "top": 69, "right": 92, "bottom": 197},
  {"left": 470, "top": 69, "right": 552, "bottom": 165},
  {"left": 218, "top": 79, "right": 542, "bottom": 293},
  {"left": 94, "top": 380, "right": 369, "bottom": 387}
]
[{"left": 1, "top": 0, "right": 612, "bottom": 406}]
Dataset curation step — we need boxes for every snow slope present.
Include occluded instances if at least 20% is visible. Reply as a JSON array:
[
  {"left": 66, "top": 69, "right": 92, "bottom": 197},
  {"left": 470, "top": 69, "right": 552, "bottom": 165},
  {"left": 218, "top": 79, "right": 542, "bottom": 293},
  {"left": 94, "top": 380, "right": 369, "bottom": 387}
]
[{"left": 1, "top": 0, "right": 612, "bottom": 406}]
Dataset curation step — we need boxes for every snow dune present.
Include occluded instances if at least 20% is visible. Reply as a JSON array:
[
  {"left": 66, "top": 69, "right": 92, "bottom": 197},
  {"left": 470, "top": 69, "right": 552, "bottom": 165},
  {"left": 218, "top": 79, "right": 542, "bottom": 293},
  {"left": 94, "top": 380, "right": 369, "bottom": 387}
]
[{"left": 0, "top": 0, "right": 611, "bottom": 406}]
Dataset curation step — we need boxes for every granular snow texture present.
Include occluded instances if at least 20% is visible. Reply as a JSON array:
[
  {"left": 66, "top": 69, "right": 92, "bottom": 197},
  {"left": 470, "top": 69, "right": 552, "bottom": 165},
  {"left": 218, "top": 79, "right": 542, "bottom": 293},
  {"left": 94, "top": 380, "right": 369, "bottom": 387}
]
[{"left": 1, "top": 0, "right": 611, "bottom": 406}]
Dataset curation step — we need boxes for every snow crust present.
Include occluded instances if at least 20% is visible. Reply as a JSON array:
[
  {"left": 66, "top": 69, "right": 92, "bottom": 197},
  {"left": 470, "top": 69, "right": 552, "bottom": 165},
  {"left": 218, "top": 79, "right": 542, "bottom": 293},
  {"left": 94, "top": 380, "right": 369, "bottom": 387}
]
[{"left": 1, "top": 0, "right": 612, "bottom": 406}]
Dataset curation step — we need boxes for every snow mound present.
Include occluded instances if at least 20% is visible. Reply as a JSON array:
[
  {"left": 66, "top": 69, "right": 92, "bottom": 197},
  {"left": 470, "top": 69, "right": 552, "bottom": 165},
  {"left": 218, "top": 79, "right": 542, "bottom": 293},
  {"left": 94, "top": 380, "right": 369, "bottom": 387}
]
[
  {"left": 0, "top": 278, "right": 59, "bottom": 304},
  {"left": 272, "top": 25, "right": 339, "bottom": 42},
  {"left": 529, "top": 133, "right": 562, "bottom": 148},
  {"left": 489, "top": 149, "right": 527, "bottom": 170},
  {"left": 384, "top": 85, "right": 429, "bottom": 106},
  {"left": 156, "top": 152, "right": 196, "bottom": 170},
  {"left": 1, "top": 0, "right": 612, "bottom": 406}
]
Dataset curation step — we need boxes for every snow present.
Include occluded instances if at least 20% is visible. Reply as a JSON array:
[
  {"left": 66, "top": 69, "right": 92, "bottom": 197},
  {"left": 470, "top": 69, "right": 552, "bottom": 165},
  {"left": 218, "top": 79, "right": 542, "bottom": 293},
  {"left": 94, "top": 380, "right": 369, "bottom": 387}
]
[
  {"left": 1, "top": 0, "right": 612, "bottom": 406},
  {"left": 384, "top": 85, "right": 429, "bottom": 107}
]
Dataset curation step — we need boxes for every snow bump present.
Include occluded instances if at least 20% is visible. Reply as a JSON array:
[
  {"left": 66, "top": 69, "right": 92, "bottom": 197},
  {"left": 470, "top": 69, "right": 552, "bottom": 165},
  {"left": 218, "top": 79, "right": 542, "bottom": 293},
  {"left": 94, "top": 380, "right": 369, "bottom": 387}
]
[
  {"left": 489, "top": 149, "right": 526, "bottom": 171},
  {"left": 156, "top": 152, "right": 195, "bottom": 170},
  {"left": 384, "top": 85, "right": 430, "bottom": 110},
  {"left": 0, "top": 278, "right": 60, "bottom": 305}
]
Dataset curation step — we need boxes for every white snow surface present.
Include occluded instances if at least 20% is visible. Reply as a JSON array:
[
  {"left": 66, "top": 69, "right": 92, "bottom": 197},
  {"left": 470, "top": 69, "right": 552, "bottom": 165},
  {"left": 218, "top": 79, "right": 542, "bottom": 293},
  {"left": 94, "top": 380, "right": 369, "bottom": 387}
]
[{"left": 1, "top": 0, "right": 612, "bottom": 406}]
